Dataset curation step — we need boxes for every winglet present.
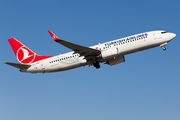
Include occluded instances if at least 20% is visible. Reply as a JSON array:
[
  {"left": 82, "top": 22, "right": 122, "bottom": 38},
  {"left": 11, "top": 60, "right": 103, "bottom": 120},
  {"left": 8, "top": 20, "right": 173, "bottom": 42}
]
[{"left": 48, "top": 30, "right": 62, "bottom": 42}]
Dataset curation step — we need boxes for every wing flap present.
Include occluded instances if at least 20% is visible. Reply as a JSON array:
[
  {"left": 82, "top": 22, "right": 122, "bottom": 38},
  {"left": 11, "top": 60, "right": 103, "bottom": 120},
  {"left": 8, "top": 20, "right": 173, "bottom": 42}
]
[{"left": 5, "top": 62, "right": 31, "bottom": 69}]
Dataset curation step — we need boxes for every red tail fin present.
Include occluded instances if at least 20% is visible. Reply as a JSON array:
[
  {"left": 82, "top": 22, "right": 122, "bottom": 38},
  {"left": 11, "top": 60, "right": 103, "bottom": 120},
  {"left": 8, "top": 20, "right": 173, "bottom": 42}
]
[{"left": 8, "top": 38, "right": 52, "bottom": 64}]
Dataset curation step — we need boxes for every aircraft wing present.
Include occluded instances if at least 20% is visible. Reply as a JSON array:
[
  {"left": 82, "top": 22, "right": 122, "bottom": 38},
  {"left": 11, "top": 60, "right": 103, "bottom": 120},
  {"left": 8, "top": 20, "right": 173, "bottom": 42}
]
[
  {"left": 48, "top": 30, "right": 101, "bottom": 57},
  {"left": 5, "top": 62, "right": 31, "bottom": 69}
]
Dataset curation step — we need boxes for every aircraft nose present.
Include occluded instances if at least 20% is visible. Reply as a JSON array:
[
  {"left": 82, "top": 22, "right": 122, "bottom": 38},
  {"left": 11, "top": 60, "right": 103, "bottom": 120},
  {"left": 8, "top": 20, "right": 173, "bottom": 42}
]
[
  {"left": 169, "top": 33, "right": 176, "bottom": 41},
  {"left": 172, "top": 33, "right": 176, "bottom": 39}
]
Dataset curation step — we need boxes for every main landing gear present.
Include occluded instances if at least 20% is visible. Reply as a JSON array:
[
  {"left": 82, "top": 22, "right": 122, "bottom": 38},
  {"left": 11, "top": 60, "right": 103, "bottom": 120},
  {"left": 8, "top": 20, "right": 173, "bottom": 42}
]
[{"left": 93, "top": 61, "right": 100, "bottom": 69}]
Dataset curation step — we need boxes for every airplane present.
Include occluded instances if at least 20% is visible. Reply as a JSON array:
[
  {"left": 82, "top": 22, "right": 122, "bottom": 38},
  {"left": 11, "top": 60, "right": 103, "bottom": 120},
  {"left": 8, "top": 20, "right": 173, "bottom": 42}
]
[{"left": 5, "top": 30, "right": 176, "bottom": 74}]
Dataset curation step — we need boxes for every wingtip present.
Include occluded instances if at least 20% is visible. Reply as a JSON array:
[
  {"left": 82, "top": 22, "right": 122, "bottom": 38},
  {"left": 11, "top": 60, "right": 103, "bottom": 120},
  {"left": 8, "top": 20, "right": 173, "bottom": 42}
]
[{"left": 48, "top": 30, "right": 61, "bottom": 42}]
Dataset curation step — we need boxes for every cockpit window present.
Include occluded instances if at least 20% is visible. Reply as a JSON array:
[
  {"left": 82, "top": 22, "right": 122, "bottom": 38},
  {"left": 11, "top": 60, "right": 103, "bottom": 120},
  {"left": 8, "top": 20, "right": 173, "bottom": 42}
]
[{"left": 161, "top": 31, "right": 167, "bottom": 34}]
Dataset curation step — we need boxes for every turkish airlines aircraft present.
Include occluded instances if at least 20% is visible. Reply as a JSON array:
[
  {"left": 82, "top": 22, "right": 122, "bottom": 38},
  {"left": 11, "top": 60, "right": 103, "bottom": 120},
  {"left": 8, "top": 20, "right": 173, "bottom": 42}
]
[{"left": 5, "top": 30, "right": 176, "bottom": 73}]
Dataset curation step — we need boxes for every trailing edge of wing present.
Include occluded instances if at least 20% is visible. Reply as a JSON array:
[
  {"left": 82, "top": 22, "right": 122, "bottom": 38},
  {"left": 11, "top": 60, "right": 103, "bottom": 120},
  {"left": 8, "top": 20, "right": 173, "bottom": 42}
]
[
  {"left": 5, "top": 62, "right": 31, "bottom": 69},
  {"left": 48, "top": 30, "right": 101, "bottom": 56}
]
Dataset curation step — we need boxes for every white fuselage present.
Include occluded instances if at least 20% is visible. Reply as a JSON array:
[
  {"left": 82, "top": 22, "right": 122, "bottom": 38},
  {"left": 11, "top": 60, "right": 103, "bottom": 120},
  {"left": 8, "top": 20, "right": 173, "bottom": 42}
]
[{"left": 23, "top": 30, "right": 176, "bottom": 73}]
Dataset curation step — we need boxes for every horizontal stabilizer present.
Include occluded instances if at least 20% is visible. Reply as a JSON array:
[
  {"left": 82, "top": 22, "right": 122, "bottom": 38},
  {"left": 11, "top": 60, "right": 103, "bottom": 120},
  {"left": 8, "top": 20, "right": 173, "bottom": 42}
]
[{"left": 5, "top": 62, "right": 31, "bottom": 69}]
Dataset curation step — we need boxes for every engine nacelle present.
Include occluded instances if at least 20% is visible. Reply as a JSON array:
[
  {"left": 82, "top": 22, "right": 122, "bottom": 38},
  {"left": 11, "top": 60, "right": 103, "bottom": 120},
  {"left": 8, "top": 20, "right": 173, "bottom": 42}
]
[
  {"left": 101, "top": 48, "right": 119, "bottom": 59},
  {"left": 106, "top": 56, "right": 125, "bottom": 66}
]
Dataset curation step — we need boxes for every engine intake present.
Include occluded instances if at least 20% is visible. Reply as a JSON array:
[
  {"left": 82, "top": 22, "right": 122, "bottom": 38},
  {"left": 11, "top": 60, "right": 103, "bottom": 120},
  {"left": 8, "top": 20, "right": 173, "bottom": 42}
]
[{"left": 101, "top": 47, "right": 120, "bottom": 59}]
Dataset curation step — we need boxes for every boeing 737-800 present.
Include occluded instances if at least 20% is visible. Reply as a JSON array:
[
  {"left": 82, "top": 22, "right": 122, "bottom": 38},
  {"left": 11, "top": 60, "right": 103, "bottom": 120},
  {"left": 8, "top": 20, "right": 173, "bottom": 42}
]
[{"left": 5, "top": 30, "right": 176, "bottom": 73}]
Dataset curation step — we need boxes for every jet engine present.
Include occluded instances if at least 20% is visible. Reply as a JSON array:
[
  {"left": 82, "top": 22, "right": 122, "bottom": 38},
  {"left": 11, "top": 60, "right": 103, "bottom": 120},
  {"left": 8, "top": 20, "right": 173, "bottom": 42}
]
[
  {"left": 105, "top": 56, "right": 125, "bottom": 66},
  {"left": 101, "top": 47, "right": 120, "bottom": 59}
]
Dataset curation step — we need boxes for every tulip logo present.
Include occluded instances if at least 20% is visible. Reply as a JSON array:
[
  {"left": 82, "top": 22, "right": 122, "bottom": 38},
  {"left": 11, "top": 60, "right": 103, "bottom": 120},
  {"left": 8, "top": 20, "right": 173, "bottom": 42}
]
[{"left": 16, "top": 46, "right": 36, "bottom": 64}]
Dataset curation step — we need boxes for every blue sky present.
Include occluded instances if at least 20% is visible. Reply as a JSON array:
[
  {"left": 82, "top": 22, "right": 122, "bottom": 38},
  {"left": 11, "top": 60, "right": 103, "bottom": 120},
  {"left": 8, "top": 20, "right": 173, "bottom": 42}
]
[{"left": 1, "top": 0, "right": 180, "bottom": 120}]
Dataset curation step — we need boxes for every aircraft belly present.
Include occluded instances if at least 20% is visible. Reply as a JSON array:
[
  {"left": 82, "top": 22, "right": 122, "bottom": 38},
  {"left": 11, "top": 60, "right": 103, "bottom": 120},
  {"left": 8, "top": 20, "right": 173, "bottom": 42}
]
[
  {"left": 51, "top": 63, "right": 82, "bottom": 72},
  {"left": 49, "top": 58, "right": 87, "bottom": 72}
]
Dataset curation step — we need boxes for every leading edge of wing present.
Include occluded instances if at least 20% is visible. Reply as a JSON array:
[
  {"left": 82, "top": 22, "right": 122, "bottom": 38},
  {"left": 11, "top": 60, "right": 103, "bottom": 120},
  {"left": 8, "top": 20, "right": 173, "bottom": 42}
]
[{"left": 48, "top": 30, "right": 101, "bottom": 56}]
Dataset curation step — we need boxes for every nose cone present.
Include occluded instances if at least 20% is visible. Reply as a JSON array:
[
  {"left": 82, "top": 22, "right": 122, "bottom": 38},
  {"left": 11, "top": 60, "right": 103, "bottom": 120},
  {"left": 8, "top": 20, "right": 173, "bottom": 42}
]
[
  {"left": 172, "top": 33, "right": 176, "bottom": 39},
  {"left": 168, "top": 33, "right": 176, "bottom": 41}
]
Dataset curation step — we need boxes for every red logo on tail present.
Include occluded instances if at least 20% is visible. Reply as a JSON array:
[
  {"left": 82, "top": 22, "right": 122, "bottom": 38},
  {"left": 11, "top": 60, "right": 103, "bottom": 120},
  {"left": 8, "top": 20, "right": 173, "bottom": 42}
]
[
  {"left": 16, "top": 46, "right": 36, "bottom": 64},
  {"left": 8, "top": 38, "right": 53, "bottom": 64}
]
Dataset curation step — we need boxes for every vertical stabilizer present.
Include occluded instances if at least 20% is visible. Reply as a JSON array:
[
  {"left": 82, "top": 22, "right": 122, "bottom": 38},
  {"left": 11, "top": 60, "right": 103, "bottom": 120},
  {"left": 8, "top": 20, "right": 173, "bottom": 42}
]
[{"left": 8, "top": 38, "right": 52, "bottom": 64}]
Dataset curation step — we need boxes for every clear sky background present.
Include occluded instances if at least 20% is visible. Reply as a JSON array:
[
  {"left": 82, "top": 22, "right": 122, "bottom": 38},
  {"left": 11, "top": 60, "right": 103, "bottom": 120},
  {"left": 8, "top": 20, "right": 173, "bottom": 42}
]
[{"left": 1, "top": 0, "right": 180, "bottom": 120}]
